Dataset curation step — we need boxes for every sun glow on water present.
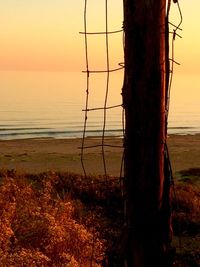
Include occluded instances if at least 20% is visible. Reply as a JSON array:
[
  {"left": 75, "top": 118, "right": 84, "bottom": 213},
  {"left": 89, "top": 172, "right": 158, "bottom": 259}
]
[{"left": 0, "top": 1, "right": 199, "bottom": 138}]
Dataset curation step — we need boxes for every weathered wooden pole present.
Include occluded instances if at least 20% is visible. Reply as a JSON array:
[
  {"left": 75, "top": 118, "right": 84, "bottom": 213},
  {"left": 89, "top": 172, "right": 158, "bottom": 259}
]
[{"left": 123, "top": 0, "right": 174, "bottom": 266}]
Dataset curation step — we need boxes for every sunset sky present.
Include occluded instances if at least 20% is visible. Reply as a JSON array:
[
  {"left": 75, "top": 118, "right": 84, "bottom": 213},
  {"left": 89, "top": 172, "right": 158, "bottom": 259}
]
[
  {"left": 0, "top": 0, "right": 123, "bottom": 72},
  {"left": 0, "top": 1, "right": 199, "bottom": 74}
]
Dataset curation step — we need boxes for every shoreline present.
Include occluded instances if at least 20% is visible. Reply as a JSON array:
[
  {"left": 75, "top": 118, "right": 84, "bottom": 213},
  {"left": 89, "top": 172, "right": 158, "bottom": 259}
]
[
  {"left": 0, "top": 134, "right": 200, "bottom": 178},
  {"left": 0, "top": 131, "right": 200, "bottom": 140}
]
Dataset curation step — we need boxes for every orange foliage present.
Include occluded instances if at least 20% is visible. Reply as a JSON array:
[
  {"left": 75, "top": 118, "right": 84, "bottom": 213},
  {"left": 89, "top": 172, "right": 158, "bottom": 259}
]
[{"left": 0, "top": 175, "right": 104, "bottom": 266}]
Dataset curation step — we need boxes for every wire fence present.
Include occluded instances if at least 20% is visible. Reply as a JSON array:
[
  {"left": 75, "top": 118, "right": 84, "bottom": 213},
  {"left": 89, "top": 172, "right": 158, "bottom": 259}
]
[
  {"left": 80, "top": 1, "right": 125, "bottom": 265},
  {"left": 80, "top": 0, "right": 125, "bottom": 182},
  {"left": 80, "top": 0, "right": 183, "bottom": 265},
  {"left": 166, "top": 0, "right": 183, "bottom": 259}
]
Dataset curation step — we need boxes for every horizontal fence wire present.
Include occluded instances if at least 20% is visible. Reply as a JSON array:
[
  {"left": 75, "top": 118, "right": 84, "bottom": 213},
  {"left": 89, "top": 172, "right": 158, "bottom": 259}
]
[
  {"left": 82, "top": 66, "right": 124, "bottom": 73},
  {"left": 82, "top": 0, "right": 183, "bottom": 188},
  {"left": 80, "top": 0, "right": 125, "bottom": 265},
  {"left": 166, "top": 0, "right": 183, "bottom": 120},
  {"left": 79, "top": 144, "right": 123, "bottom": 149},
  {"left": 166, "top": 0, "right": 183, "bottom": 260},
  {"left": 80, "top": 1, "right": 125, "bottom": 179},
  {"left": 79, "top": 29, "right": 123, "bottom": 35},
  {"left": 80, "top": 0, "right": 182, "bottom": 265},
  {"left": 82, "top": 104, "right": 122, "bottom": 112}
]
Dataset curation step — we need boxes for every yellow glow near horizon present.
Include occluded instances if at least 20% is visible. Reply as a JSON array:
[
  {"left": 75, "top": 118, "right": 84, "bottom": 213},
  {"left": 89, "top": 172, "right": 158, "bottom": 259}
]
[
  {"left": 169, "top": 1, "right": 200, "bottom": 74},
  {"left": 0, "top": 1, "right": 85, "bottom": 71},
  {"left": 0, "top": 1, "right": 199, "bottom": 74}
]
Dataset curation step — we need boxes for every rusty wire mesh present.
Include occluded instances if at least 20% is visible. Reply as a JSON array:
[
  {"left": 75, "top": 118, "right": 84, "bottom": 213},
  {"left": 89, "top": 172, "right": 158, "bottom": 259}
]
[
  {"left": 80, "top": 0, "right": 125, "bottom": 265},
  {"left": 80, "top": 0, "right": 125, "bottom": 182},
  {"left": 79, "top": 0, "right": 183, "bottom": 265}
]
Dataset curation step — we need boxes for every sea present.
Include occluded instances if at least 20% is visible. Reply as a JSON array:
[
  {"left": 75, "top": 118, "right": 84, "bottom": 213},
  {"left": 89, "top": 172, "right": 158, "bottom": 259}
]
[{"left": 0, "top": 71, "right": 200, "bottom": 140}]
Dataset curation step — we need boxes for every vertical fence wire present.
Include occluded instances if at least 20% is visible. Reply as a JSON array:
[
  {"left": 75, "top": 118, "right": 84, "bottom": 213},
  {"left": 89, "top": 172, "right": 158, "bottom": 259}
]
[
  {"left": 102, "top": 0, "right": 110, "bottom": 180},
  {"left": 81, "top": 0, "right": 90, "bottom": 178},
  {"left": 166, "top": 0, "right": 183, "bottom": 259},
  {"left": 166, "top": 0, "right": 183, "bottom": 120},
  {"left": 80, "top": 0, "right": 182, "bottom": 264},
  {"left": 80, "top": 0, "right": 125, "bottom": 265},
  {"left": 80, "top": 0, "right": 125, "bottom": 181}
]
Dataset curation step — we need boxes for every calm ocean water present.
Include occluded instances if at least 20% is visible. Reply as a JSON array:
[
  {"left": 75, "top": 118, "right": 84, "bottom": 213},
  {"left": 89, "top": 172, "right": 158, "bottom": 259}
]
[{"left": 0, "top": 71, "right": 199, "bottom": 140}]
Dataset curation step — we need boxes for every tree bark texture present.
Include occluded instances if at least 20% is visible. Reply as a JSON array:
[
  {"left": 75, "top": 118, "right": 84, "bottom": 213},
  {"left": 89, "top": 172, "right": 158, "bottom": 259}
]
[{"left": 122, "top": 1, "right": 173, "bottom": 266}]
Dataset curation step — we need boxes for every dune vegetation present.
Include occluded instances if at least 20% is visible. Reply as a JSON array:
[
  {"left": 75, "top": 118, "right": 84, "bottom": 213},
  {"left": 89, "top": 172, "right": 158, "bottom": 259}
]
[{"left": 0, "top": 170, "right": 199, "bottom": 266}]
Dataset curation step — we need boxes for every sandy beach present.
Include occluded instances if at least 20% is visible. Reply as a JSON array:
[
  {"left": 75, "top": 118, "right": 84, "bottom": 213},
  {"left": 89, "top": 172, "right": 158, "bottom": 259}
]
[{"left": 0, "top": 134, "right": 200, "bottom": 178}]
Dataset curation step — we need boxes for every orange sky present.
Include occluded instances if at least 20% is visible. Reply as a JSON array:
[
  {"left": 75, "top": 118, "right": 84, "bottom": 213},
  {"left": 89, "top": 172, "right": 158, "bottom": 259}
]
[
  {"left": 0, "top": 1, "right": 199, "bottom": 74},
  {"left": 0, "top": 1, "right": 84, "bottom": 71}
]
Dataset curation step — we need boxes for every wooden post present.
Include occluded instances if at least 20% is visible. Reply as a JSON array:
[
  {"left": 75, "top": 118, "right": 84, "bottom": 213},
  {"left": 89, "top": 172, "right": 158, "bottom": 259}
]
[{"left": 123, "top": 1, "right": 174, "bottom": 266}]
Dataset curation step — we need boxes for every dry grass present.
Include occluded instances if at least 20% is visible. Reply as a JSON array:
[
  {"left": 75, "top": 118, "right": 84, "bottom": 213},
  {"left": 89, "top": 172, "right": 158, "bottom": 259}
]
[
  {"left": 0, "top": 171, "right": 104, "bottom": 266},
  {"left": 172, "top": 182, "right": 200, "bottom": 267},
  {"left": 0, "top": 169, "right": 199, "bottom": 267}
]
